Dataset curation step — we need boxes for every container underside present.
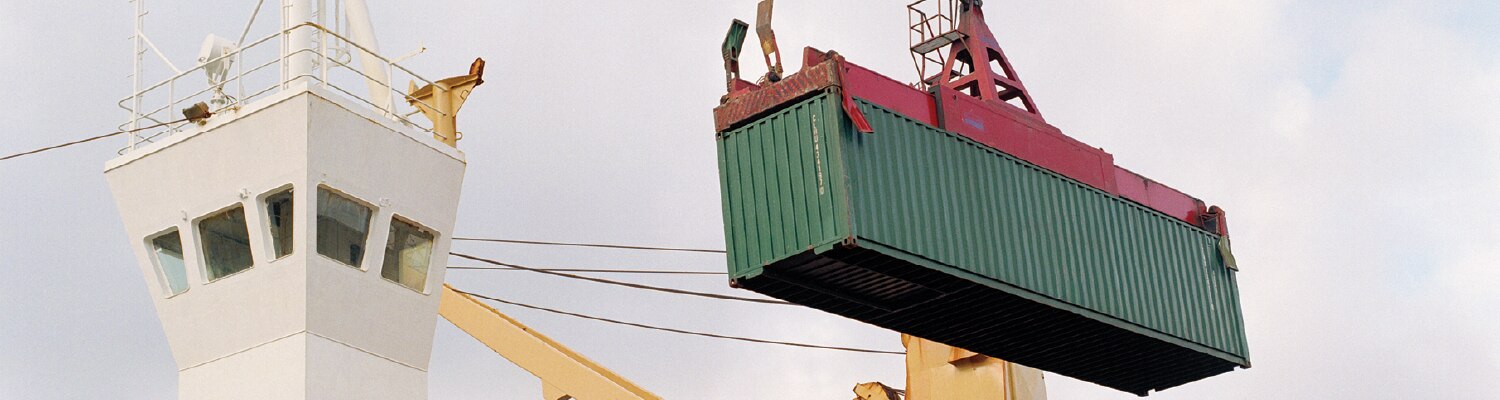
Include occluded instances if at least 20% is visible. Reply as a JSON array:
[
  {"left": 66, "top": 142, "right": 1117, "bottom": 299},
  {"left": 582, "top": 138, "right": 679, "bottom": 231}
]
[{"left": 737, "top": 242, "right": 1242, "bottom": 396}]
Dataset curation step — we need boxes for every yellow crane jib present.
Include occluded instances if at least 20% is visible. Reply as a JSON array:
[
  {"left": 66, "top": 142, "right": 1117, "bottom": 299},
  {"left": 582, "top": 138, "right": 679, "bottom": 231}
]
[
  {"left": 850, "top": 335, "right": 1048, "bottom": 400},
  {"left": 901, "top": 335, "right": 1047, "bottom": 400},
  {"left": 438, "top": 284, "right": 662, "bottom": 400},
  {"left": 853, "top": 382, "right": 904, "bottom": 400},
  {"left": 408, "top": 58, "right": 486, "bottom": 147}
]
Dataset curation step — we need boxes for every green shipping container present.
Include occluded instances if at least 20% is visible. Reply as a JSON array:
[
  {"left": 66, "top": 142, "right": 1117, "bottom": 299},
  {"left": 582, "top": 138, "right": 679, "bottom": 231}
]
[{"left": 717, "top": 92, "right": 1249, "bottom": 395}]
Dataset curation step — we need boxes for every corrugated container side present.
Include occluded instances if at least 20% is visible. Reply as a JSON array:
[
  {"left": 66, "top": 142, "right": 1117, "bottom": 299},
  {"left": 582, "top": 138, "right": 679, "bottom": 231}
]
[
  {"left": 716, "top": 93, "right": 1250, "bottom": 394},
  {"left": 845, "top": 99, "right": 1249, "bottom": 358},
  {"left": 717, "top": 93, "right": 850, "bottom": 279}
]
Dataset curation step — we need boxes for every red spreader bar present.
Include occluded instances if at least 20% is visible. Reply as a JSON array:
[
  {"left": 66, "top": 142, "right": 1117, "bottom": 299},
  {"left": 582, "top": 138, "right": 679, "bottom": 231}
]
[{"left": 714, "top": 46, "right": 1228, "bottom": 236}]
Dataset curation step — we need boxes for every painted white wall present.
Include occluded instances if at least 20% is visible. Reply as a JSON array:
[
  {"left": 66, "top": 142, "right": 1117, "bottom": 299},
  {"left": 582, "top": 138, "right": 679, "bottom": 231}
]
[
  {"left": 104, "top": 86, "right": 466, "bottom": 400},
  {"left": 178, "top": 334, "right": 307, "bottom": 400}
]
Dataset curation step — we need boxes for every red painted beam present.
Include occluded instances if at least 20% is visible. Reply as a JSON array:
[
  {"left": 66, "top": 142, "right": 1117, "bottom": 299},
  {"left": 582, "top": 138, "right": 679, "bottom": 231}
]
[{"left": 712, "top": 49, "right": 1226, "bottom": 235}]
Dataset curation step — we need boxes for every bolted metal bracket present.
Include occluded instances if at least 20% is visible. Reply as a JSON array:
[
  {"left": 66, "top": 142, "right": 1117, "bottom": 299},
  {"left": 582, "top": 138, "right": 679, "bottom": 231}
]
[
  {"left": 407, "top": 58, "right": 486, "bottom": 147},
  {"left": 722, "top": 19, "right": 750, "bottom": 92},
  {"left": 1218, "top": 236, "right": 1238, "bottom": 271}
]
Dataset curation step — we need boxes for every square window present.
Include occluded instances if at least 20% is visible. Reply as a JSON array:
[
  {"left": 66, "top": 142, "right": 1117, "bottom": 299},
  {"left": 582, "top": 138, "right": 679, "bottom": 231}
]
[
  {"left": 317, "top": 188, "right": 372, "bottom": 268},
  {"left": 265, "top": 189, "right": 294, "bottom": 258},
  {"left": 150, "top": 230, "right": 189, "bottom": 296},
  {"left": 200, "top": 206, "right": 254, "bottom": 280},
  {"left": 381, "top": 218, "right": 434, "bottom": 292}
]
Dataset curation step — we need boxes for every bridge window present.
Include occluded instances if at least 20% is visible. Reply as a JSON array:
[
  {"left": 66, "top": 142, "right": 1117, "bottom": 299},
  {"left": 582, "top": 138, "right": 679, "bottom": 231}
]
[
  {"left": 381, "top": 217, "right": 435, "bottom": 292},
  {"left": 150, "top": 230, "right": 189, "bottom": 296},
  {"left": 317, "top": 187, "right": 373, "bottom": 268},
  {"left": 200, "top": 206, "right": 255, "bottom": 280},
  {"left": 265, "top": 189, "right": 295, "bottom": 259}
]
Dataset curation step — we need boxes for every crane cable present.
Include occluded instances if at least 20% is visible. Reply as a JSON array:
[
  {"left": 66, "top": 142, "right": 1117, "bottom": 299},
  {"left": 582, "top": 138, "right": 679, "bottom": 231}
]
[
  {"left": 448, "top": 236, "right": 728, "bottom": 274},
  {"left": 454, "top": 237, "right": 726, "bottom": 254},
  {"left": 0, "top": 118, "right": 190, "bottom": 162},
  {"left": 5, "top": 123, "right": 894, "bottom": 354},
  {"left": 450, "top": 252, "right": 789, "bottom": 305},
  {"left": 453, "top": 288, "right": 904, "bottom": 356},
  {"left": 449, "top": 265, "right": 726, "bottom": 276}
]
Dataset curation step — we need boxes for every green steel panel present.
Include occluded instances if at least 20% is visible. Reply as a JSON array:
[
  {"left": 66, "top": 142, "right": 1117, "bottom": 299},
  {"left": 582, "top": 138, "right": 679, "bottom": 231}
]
[
  {"left": 843, "top": 99, "right": 1248, "bottom": 358},
  {"left": 717, "top": 93, "right": 850, "bottom": 279},
  {"left": 717, "top": 93, "right": 1250, "bottom": 394}
]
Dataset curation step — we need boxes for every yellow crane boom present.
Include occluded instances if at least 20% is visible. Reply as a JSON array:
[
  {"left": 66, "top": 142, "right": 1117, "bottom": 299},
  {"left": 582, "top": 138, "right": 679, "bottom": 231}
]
[
  {"left": 442, "top": 283, "right": 1044, "bottom": 400},
  {"left": 439, "top": 284, "right": 662, "bottom": 400},
  {"left": 900, "top": 335, "right": 1047, "bottom": 400},
  {"left": 856, "top": 335, "right": 1048, "bottom": 400}
]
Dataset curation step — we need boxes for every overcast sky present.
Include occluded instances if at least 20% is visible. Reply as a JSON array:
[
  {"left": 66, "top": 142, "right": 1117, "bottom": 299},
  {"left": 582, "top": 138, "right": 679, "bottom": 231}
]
[{"left": 3, "top": 0, "right": 1499, "bottom": 399}]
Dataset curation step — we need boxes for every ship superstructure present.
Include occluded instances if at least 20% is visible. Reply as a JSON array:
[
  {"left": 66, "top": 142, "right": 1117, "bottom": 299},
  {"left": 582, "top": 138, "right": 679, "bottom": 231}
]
[{"left": 106, "top": 1, "right": 470, "bottom": 398}]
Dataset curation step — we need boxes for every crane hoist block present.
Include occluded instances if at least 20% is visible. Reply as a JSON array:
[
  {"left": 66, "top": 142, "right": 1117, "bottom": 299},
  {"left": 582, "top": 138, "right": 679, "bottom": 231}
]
[{"left": 713, "top": 54, "right": 1249, "bottom": 396}]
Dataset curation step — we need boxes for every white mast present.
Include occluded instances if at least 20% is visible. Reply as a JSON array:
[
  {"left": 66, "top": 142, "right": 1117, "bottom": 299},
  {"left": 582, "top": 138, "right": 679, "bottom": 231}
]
[
  {"left": 343, "top": 0, "right": 394, "bottom": 113},
  {"left": 281, "top": 0, "right": 391, "bottom": 112},
  {"left": 283, "top": 0, "right": 316, "bottom": 87}
]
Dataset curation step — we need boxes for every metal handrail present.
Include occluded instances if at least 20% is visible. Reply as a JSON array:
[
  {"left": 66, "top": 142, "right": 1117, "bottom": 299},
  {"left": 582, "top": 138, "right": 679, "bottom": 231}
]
[
  {"left": 907, "top": 0, "right": 960, "bottom": 89},
  {"left": 118, "top": 22, "right": 444, "bottom": 154}
]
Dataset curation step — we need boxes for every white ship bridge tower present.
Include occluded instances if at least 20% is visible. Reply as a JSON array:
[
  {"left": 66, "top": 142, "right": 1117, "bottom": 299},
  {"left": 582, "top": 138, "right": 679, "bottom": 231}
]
[{"left": 104, "top": 1, "right": 482, "bottom": 398}]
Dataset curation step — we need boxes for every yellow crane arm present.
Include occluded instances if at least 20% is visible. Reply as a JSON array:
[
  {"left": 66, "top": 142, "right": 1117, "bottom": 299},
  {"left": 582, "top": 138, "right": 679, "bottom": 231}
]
[
  {"left": 439, "top": 284, "right": 662, "bottom": 400},
  {"left": 900, "top": 335, "right": 1047, "bottom": 400},
  {"left": 855, "top": 336, "right": 1048, "bottom": 400}
]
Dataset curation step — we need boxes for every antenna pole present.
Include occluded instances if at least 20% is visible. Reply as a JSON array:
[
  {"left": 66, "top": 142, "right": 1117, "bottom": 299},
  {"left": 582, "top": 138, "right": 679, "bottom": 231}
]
[{"left": 129, "top": 0, "right": 144, "bottom": 148}]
